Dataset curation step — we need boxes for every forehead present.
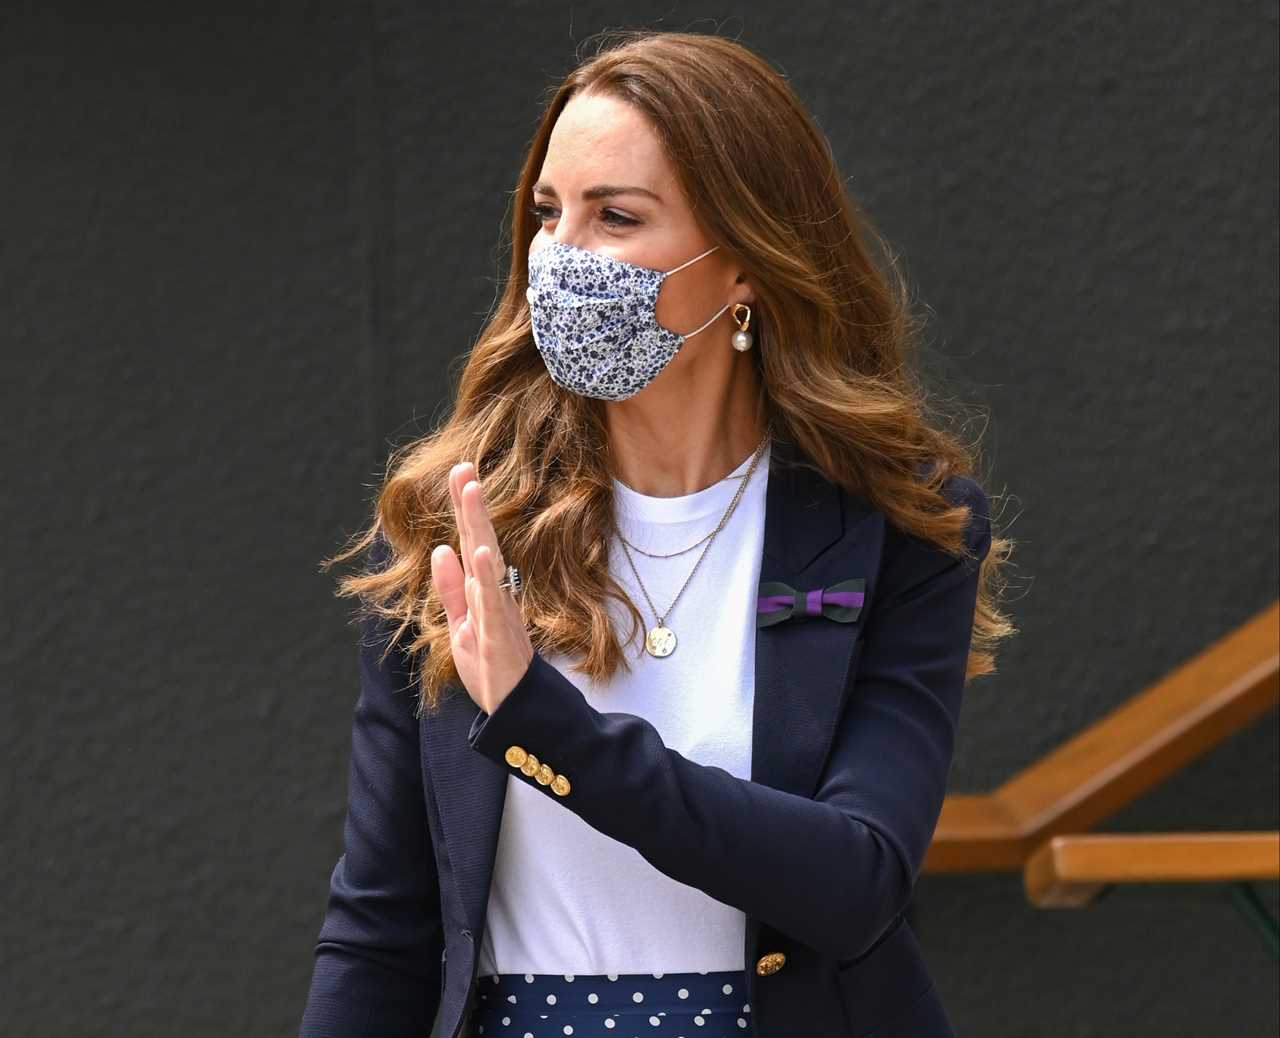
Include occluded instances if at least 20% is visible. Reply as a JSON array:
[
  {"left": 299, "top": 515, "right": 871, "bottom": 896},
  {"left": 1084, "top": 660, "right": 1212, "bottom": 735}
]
[{"left": 540, "top": 92, "right": 674, "bottom": 187}]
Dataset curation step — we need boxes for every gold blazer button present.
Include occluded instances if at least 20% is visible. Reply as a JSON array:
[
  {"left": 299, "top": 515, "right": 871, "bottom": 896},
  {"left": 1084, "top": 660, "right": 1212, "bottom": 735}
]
[
  {"left": 755, "top": 951, "right": 786, "bottom": 976},
  {"left": 520, "top": 753, "right": 540, "bottom": 777},
  {"left": 535, "top": 763, "right": 555, "bottom": 785},
  {"left": 504, "top": 745, "right": 528, "bottom": 768},
  {"left": 550, "top": 774, "right": 571, "bottom": 797}
]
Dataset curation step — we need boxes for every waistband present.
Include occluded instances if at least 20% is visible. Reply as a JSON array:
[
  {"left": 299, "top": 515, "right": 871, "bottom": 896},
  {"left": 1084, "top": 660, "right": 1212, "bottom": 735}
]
[{"left": 472, "top": 968, "right": 750, "bottom": 1021}]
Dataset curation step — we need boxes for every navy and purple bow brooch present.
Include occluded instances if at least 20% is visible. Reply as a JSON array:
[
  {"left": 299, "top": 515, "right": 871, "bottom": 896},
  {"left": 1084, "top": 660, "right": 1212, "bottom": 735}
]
[{"left": 755, "top": 577, "right": 866, "bottom": 628}]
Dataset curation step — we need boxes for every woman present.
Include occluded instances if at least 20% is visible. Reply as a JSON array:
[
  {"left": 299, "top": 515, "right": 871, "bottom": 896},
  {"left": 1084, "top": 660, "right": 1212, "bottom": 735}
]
[{"left": 300, "top": 29, "right": 1015, "bottom": 1038}]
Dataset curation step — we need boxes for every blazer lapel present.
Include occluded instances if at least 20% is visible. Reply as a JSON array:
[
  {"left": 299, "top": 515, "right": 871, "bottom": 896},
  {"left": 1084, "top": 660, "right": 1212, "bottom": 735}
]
[
  {"left": 751, "top": 434, "right": 869, "bottom": 799},
  {"left": 420, "top": 434, "right": 872, "bottom": 939}
]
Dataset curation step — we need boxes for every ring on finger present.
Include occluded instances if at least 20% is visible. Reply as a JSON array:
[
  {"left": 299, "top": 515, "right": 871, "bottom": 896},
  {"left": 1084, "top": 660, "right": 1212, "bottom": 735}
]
[{"left": 495, "top": 562, "right": 522, "bottom": 597}]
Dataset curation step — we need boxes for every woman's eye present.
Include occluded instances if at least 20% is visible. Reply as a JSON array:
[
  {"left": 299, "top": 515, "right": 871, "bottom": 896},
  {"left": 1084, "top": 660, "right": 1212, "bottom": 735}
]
[{"left": 527, "top": 203, "right": 638, "bottom": 228}]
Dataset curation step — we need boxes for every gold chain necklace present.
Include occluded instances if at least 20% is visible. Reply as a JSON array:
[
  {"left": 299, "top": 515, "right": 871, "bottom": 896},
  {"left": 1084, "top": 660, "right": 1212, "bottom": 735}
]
[
  {"left": 615, "top": 423, "right": 773, "bottom": 560},
  {"left": 619, "top": 526, "right": 715, "bottom": 560},
  {"left": 613, "top": 423, "right": 772, "bottom": 658}
]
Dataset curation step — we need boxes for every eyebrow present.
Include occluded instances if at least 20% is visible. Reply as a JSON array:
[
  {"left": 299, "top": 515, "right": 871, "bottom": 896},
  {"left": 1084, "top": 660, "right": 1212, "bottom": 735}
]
[{"left": 532, "top": 181, "right": 664, "bottom": 204}]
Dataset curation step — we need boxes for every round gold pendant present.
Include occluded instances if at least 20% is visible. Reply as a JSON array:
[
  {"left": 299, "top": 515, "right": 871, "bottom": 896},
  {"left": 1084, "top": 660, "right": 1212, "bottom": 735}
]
[{"left": 645, "top": 624, "right": 676, "bottom": 657}]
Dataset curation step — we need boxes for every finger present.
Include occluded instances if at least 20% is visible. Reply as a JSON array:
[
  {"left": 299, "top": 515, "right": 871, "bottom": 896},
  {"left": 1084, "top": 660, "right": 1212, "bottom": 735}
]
[
  {"left": 449, "top": 461, "right": 474, "bottom": 580},
  {"left": 461, "top": 477, "right": 505, "bottom": 573},
  {"left": 454, "top": 463, "right": 473, "bottom": 581},
  {"left": 472, "top": 543, "right": 501, "bottom": 644},
  {"left": 431, "top": 544, "right": 467, "bottom": 629},
  {"left": 482, "top": 544, "right": 521, "bottom": 647},
  {"left": 480, "top": 540, "right": 520, "bottom": 634},
  {"left": 460, "top": 464, "right": 486, "bottom": 568},
  {"left": 463, "top": 570, "right": 482, "bottom": 644}
]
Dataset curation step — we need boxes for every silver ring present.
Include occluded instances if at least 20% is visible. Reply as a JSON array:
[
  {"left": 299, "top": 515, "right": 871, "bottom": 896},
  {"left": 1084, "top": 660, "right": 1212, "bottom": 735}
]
[{"left": 495, "top": 563, "right": 522, "bottom": 597}]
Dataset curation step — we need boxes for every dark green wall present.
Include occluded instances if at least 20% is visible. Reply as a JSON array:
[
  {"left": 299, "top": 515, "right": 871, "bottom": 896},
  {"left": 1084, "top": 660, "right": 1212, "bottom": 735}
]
[{"left": 4, "top": 3, "right": 1276, "bottom": 1035}]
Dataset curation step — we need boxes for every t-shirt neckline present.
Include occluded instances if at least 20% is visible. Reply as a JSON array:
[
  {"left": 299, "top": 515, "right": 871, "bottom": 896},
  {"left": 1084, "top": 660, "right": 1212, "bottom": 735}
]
[{"left": 611, "top": 438, "right": 771, "bottom": 526}]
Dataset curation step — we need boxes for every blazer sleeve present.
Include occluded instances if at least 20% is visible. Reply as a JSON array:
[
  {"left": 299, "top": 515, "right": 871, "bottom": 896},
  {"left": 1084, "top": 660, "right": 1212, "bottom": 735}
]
[
  {"left": 466, "top": 476, "right": 992, "bottom": 963},
  {"left": 300, "top": 541, "right": 444, "bottom": 1037}
]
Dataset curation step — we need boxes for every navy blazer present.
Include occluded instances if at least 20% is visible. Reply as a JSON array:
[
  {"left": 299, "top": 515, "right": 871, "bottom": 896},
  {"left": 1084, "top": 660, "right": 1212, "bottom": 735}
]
[{"left": 300, "top": 435, "right": 991, "bottom": 1038}]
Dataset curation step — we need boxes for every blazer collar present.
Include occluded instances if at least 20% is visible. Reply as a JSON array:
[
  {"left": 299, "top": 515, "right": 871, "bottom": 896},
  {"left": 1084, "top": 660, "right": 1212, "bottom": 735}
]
[{"left": 420, "top": 433, "right": 875, "bottom": 937}]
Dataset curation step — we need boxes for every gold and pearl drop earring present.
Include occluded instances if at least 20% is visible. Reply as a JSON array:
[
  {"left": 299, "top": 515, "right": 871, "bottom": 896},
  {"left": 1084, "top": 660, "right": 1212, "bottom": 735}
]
[{"left": 730, "top": 303, "right": 754, "bottom": 352}]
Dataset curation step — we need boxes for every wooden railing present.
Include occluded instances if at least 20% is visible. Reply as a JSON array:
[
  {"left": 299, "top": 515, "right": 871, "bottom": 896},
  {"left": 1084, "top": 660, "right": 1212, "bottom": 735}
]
[
  {"left": 922, "top": 600, "right": 1279, "bottom": 957},
  {"left": 924, "top": 600, "right": 1280, "bottom": 872},
  {"left": 1022, "top": 830, "right": 1280, "bottom": 958},
  {"left": 1024, "top": 831, "right": 1280, "bottom": 907}
]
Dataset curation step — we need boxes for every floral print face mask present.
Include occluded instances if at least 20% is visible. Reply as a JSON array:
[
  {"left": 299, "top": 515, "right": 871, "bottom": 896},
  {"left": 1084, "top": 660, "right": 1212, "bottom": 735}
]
[{"left": 525, "top": 240, "right": 732, "bottom": 401}]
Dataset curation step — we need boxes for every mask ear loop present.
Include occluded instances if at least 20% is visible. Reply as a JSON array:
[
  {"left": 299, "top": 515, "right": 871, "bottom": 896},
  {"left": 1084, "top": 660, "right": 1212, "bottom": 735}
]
[
  {"left": 679, "top": 300, "right": 734, "bottom": 339},
  {"left": 664, "top": 243, "right": 720, "bottom": 276},
  {"left": 662, "top": 244, "right": 731, "bottom": 338}
]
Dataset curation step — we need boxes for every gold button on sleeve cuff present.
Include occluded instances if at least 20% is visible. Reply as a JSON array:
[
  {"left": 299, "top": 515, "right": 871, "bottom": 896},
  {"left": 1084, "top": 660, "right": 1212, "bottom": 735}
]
[{"left": 503, "top": 744, "right": 569, "bottom": 796}]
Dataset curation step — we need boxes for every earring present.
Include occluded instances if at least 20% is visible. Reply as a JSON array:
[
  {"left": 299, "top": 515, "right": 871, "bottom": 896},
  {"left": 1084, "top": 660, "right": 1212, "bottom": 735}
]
[{"left": 731, "top": 303, "right": 754, "bottom": 352}]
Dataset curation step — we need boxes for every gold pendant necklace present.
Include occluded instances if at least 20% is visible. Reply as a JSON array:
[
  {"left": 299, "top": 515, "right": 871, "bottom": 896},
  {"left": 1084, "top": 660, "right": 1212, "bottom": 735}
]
[
  {"left": 615, "top": 423, "right": 772, "bottom": 658},
  {"left": 644, "top": 622, "right": 678, "bottom": 658}
]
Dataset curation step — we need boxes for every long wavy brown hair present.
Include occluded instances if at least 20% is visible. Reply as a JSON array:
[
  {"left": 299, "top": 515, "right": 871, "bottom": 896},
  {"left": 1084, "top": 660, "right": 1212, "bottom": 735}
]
[{"left": 321, "top": 28, "right": 1019, "bottom": 716}]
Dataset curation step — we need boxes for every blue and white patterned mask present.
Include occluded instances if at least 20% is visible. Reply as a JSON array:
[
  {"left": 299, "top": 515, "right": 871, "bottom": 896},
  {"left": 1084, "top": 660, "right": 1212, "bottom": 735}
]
[{"left": 525, "top": 240, "right": 732, "bottom": 401}]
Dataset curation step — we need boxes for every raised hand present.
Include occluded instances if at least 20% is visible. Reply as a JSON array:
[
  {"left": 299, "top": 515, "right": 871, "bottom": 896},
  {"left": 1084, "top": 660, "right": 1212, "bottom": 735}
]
[{"left": 430, "top": 461, "right": 534, "bottom": 715}]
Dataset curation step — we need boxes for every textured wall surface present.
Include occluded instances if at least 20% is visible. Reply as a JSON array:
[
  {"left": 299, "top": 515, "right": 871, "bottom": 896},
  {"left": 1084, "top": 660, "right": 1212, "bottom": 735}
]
[{"left": 4, "top": 3, "right": 1277, "bottom": 1036}]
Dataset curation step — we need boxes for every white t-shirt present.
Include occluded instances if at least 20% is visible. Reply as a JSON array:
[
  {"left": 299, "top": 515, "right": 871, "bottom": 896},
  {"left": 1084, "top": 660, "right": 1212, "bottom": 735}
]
[{"left": 477, "top": 437, "right": 772, "bottom": 976}]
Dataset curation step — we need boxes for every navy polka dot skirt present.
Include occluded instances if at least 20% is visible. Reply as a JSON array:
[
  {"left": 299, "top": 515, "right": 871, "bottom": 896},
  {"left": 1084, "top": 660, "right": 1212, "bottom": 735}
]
[{"left": 468, "top": 969, "right": 752, "bottom": 1036}]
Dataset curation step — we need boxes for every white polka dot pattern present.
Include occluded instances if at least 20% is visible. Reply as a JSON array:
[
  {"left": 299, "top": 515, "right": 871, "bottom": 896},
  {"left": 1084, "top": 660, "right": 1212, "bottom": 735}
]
[{"left": 471, "top": 968, "right": 751, "bottom": 1036}]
